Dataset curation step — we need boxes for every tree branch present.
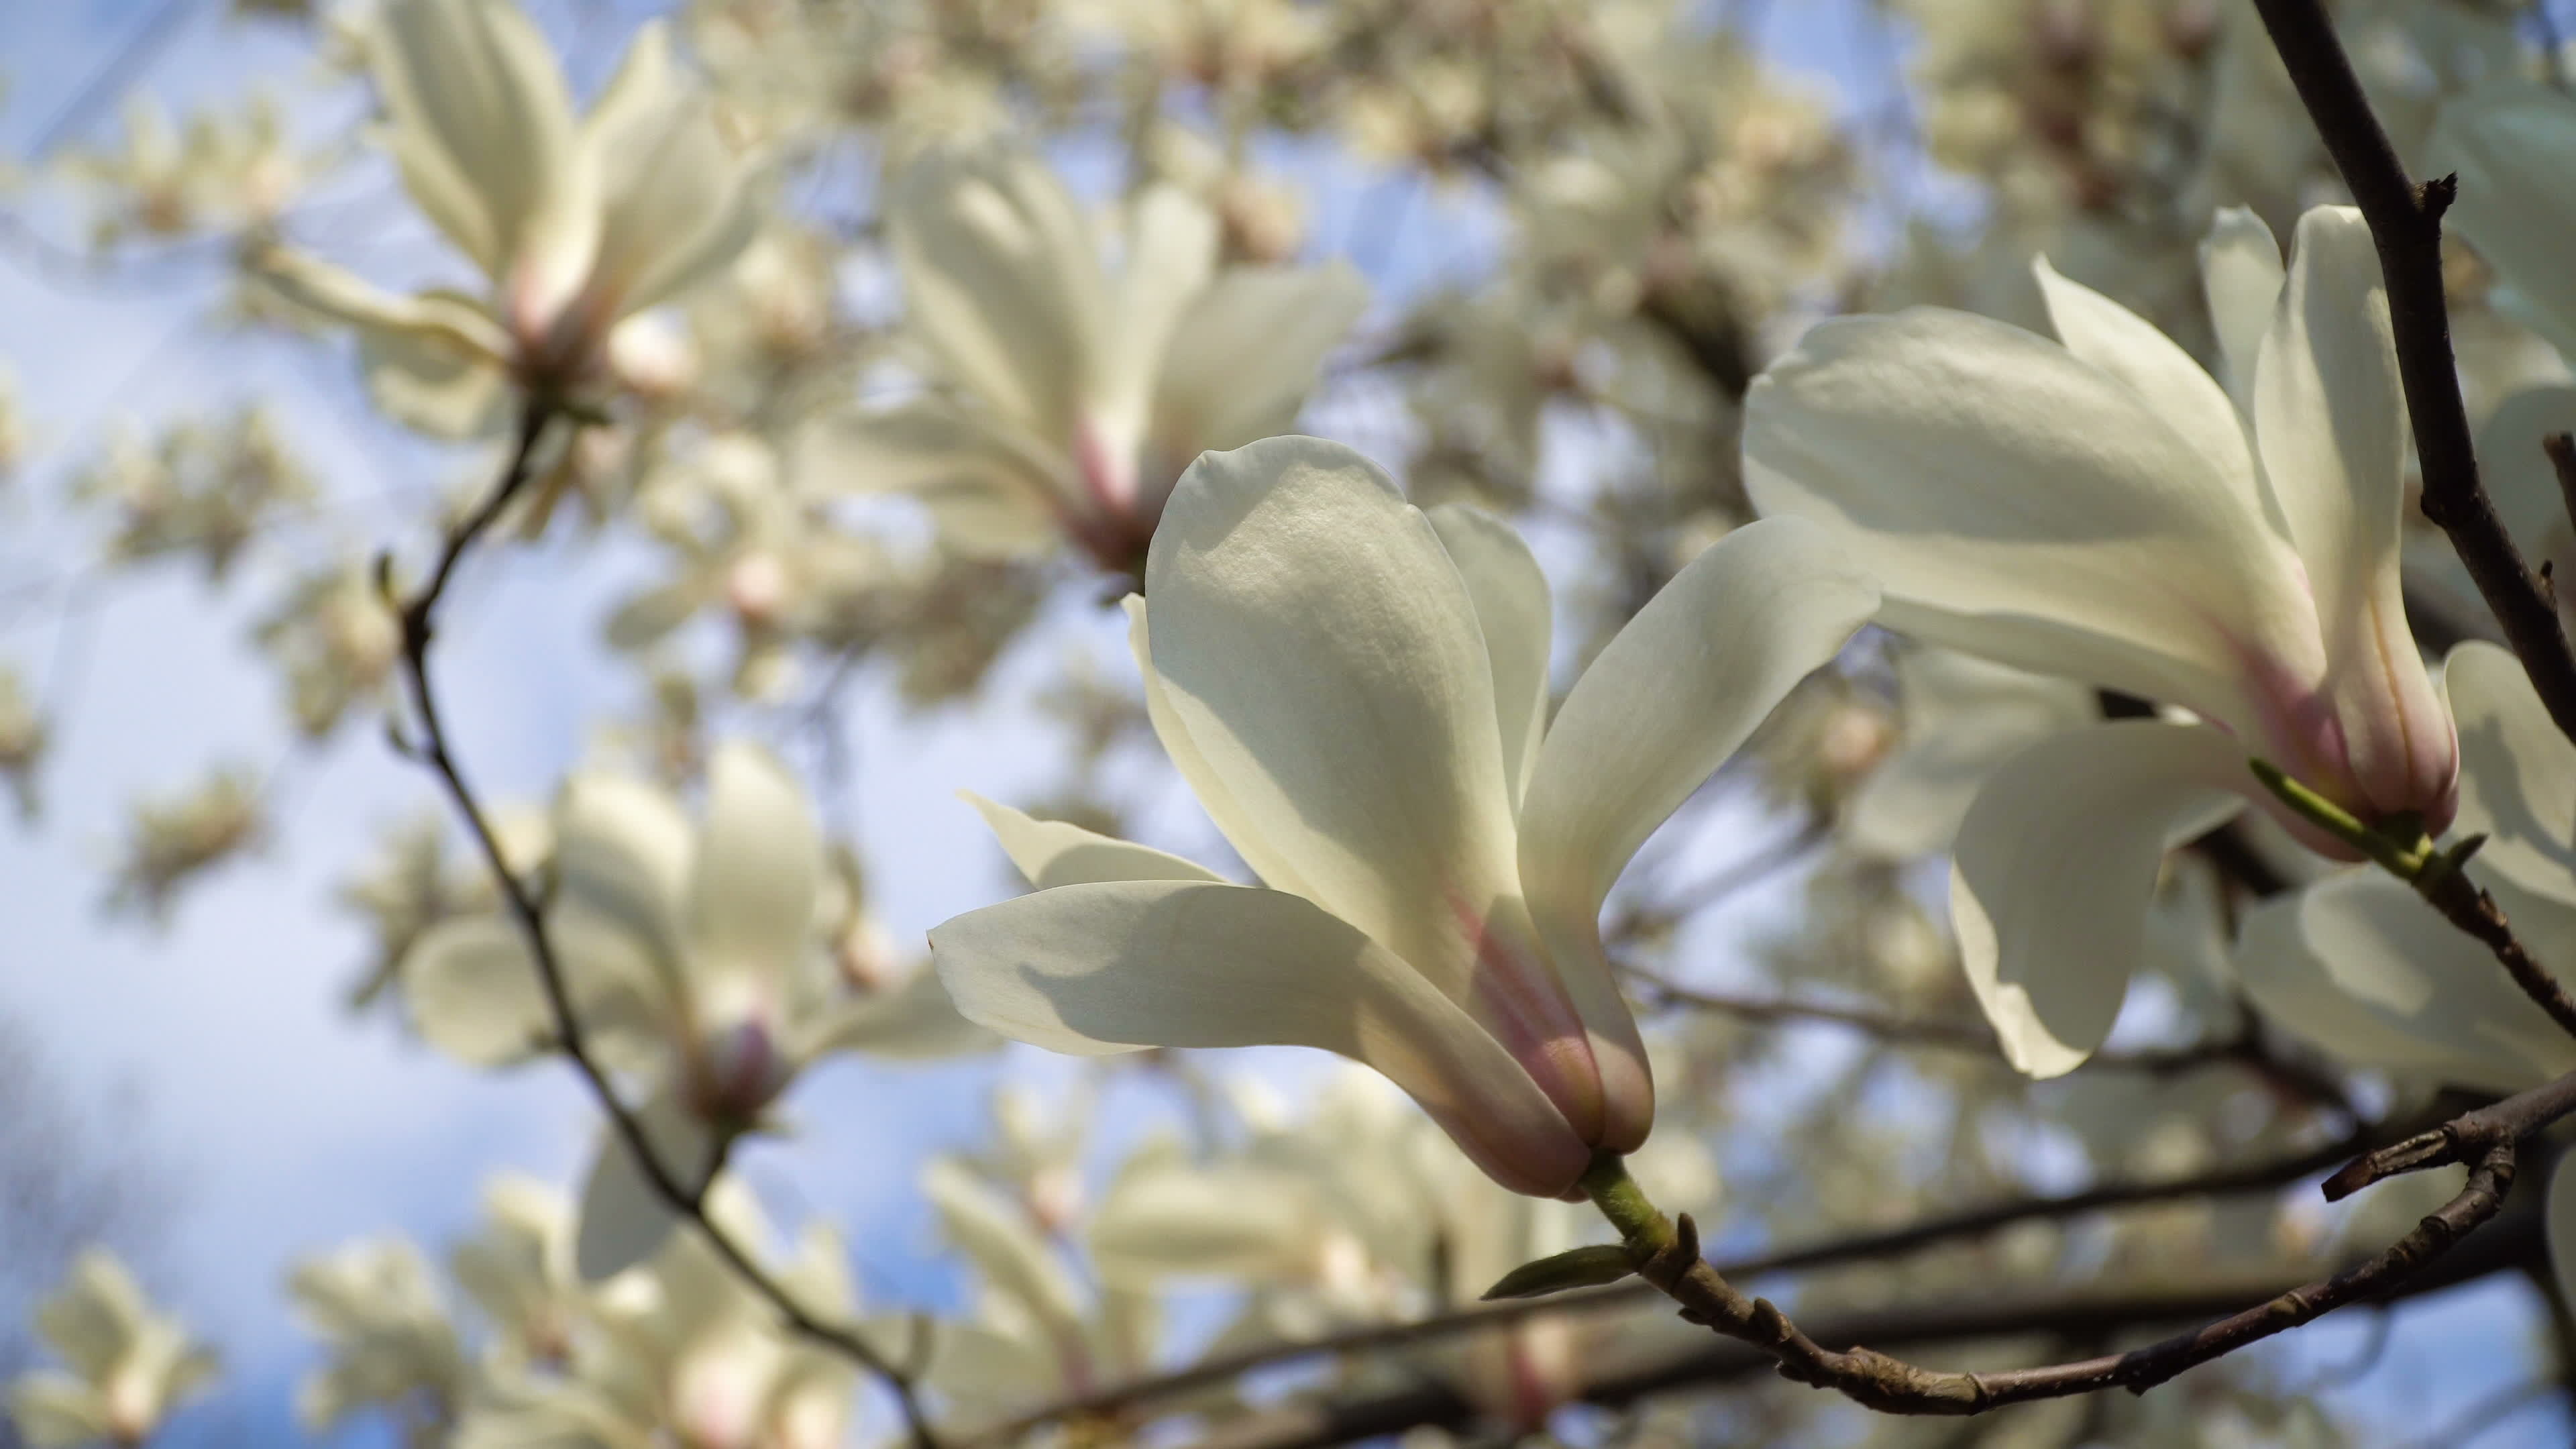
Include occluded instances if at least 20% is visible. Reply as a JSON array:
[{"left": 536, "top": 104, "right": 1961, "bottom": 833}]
[
  {"left": 2249, "top": 0, "right": 2576, "bottom": 745},
  {"left": 2325, "top": 1065, "right": 2576, "bottom": 1199},
  {"left": 388, "top": 401, "right": 941, "bottom": 1448}
]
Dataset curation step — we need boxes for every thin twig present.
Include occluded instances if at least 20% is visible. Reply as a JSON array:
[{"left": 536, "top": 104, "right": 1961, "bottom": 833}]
[
  {"left": 2248, "top": 0, "right": 2576, "bottom": 747},
  {"left": 2324, "top": 1065, "right": 2576, "bottom": 1200},
  {"left": 389, "top": 401, "right": 942, "bottom": 1447}
]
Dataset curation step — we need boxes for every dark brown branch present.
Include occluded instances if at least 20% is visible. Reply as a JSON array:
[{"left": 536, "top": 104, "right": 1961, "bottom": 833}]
[
  {"left": 390, "top": 402, "right": 941, "bottom": 1447},
  {"left": 2249, "top": 0, "right": 2576, "bottom": 745},
  {"left": 2326, "top": 1065, "right": 2576, "bottom": 1199},
  {"left": 967, "top": 1120, "right": 2392, "bottom": 1442},
  {"left": 1191, "top": 1201, "right": 2547, "bottom": 1449},
  {"left": 1601, "top": 1144, "right": 2517, "bottom": 1415}
]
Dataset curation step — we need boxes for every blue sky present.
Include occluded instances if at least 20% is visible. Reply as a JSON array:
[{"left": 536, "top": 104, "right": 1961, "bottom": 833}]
[{"left": 0, "top": 2, "right": 2567, "bottom": 1446}]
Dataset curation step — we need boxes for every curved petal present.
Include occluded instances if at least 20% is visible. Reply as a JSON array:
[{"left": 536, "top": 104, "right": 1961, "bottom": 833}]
[
  {"left": 2200, "top": 207, "right": 2284, "bottom": 419},
  {"left": 2033, "top": 256, "right": 2257, "bottom": 501},
  {"left": 400, "top": 915, "right": 554, "bottom": 1066},
  {"left": 1951, "top": 720, "right": 2250, "bottom": 1077},
  {"left": 2430, "top": 81, "right": 2576, "bottom": 361},
  {"left": 2447, "top": 641, "right": 2576, "bottom": 908},
  {"left": 890, "top": 147, "right": 1104, "bottom": 443},
  {"left": 553, "top": 769, "right": 694, "bottom": 995},
  {"left": 962, "top": 792, "right": 1223, "bottom": 890},
  {"left": 1124, "top": 596, "right": 1318, "bottom": 904},
  {"left": 798, "top": 965, "right": 999, "bottom": 1061},
  {"left": 573, "top": 1089, "right": 720, "bottom": 1281},
  {"left": 1088, "top": 1157, "right": 1318, "bottom": 1286},
  {"left": 2476, "top": 385, "right": 2576, "bottom": 559},
  {"left": 2247, "top": 207, "right": 2404, "bottom": 592},
  {"left": 929, "top": 880, "right": 1593, "bottom": 1197},
  {"left": 36, "top": 1253, "right": 143, "bottom": 1379},
  {"left": 1087, "top": 185, "right": 1219, "bottom": 504},
  {"left": 686, "top": 741, "right": 821, "bottom": 1000},
  {"left": 1743, "top": 308, "right": 2316, "bottom": 733},
  {"left": 372, "top": 0, "right": 596, "bottom": 319},
  {"left": 7, "top": 1376, "right": 109, "bottom": 1449},
  {"left": 922, "top": 1157, "right": 1088, "bottom": 1343},
  {"left": 1141, "top": 437, "right": 1523, "bottom": 1002},
  {"left": 1845, "top": 649, "right": 2098, "bottom": 861},
  {"left": 578, "top": 23, "right": 761, "bottom": 319},
  {"left": 1150, "top": 260, "right": 1371, "bottom": 458},
  {"left": 1426, "top": 504, "right": 1552, "bottom": 806},
  {"left": 1516, "top": 516, "right": 1876, "bottom": 1144},
  {"left": 253, "top": 246, "right": 513, "bottom": 364},
  {"left": 2235, "top": 868, "right": 2576, "bottom": 1093},
  {"left": 354, "top": 312, "right": 509, "bottom": 440}
]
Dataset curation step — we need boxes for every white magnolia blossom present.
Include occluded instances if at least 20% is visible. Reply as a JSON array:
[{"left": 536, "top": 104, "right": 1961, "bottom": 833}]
[
  {"left": 5, "top": 1250, "right": 217, "bottom": 1448},
  {"left": 257, "top": 0, "right": 759, "bottom": 403},
  {"left": 1746, "top": 205, "right": 2458, "bottom": 1077},
  {"left": 1843, "top": 647, "right": 2096, "bottom": 861},
  {"left": 932, "top": 435, "right": 1877, "bottom": 1196},
  {"left": 398, "top": 741, "right": 985, "bottom": 1279},
  {"left": 922, "top": 1155, "right": 1156, "bottom": 1416},
  {"left": 2234, "top": 641, "right": 2576, "bottom": 1305},
  {"left": 2432, "top": 79, "right": 2576, "bottom": 364},
  {"left": 288, "top": 1239, "right": 467, "bottom": 1434},
  {"left": 446, "top": 1175, "right": 584, "bottom": 1371},
  {"left": 811, "top": 146, "right": 1368, "bottom": 571}
]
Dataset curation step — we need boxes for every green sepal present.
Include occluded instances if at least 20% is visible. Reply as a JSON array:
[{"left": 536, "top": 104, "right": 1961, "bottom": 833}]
[{"left": 1479, "top": 1243, "right": 1637, "bottom": 1301}]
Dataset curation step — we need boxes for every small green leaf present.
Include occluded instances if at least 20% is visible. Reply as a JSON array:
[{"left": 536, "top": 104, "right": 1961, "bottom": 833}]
[{"left": 1479, "top": 1244, "right": 1636, "bottom": 1301}]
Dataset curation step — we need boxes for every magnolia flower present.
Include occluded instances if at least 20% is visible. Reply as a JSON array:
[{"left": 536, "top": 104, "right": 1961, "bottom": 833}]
[
  {"left": 2234, "top": 641, "right": 2576, "bottom": 1305},
  {"left": 288, "top": 1239, "right": 466, "bottom": 1433},
  {"left": 397, "top": 741, "right": 983, "bottom": 1279},
  {"left": 921, "top": 1156, "right": 1156, "bottom": 1415},
  {"left": 6, "top": 1250, "right": 217, "bottom": 1448},
  {"left": 446, "top": 1175, "right": 582, "bottom": 1368},
  {"left": 1843, "top": 648, "right": 2096, "bottom": 861},
  {"left": 1745, "top": 205, "right": 2458, "bottom": 1077},
  {"left": 2432, "top": 79, "right": 2576, "bottom": 364},
  {"left": 932, "top": 436, "right": 1877, "bottom": 1196},
  {"left": 811, "top": 146, "right": 1368, "bottom": 572},
  {"left": 256, "top": 0, "right": 759, "bottom": 402}
]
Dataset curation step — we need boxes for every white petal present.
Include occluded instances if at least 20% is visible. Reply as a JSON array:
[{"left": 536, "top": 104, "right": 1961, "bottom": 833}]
[
  {"left": 2034, "top": 255, "right": 2258, "bottom": 499},
  {"left": 2431, "top": 82, "right": 2576, "bottom": 361},
  {"left": 372, "top": 0, "right": 597, "bottom": 319},
  {"left": 1744, "top": 308, "right": 2315, "bottom": 731},
  {"left": 1124, "top": 596, "right": 1318, "bottom": 904},
  {"left": 354, "top": 309, "right": 509, "bottom": 440},
  {"left": 1951, "top": 720, "right": 2250, "bottom": 1077},
  {"left": 2251, "top": 207, "right": 2408, "bottom": 669},
  {"left": 686, "top": 741, "right": 820, "bottom": 998},
  {"left": 922, "top": 1157, "right": 1088, "bottom": 1342},
  {"left": 554, "top": 769, "right": 694, "bottom": 995},
  {"left": 930, "top": 879, "right": 1591, "bottom": 1196},
  {"left": 400, "top": 915, "right": 553, "bottom": 1066},
  {"left": 578, "top": 22, "right": 762, "bottom": 317},
  {"left": 799, "top": 399, "right": 1068, "bottom": 556},
  {"left": 1088, "top": 186, "right": 1219, "bottom": 492},
  {"left": 962, "top": 791, "right": 1223, "bottom": 889},
  {"left": 1088, "top": 1157, "right": 1317, "bottom": 1286},
  {"left": 2235, "top": 869, "right": 2576, "bottom": 1093},
  {"left": 1148, "top": 260, "right": 1371, "bottom": 460},
  {"left": 1845, "top": 649, "right": 2098, "bottom": 861},
  {"left": 574, "top": 1089, "right": 720, "bottom": 1281},
  {"left": 1516, "top": 517, "right": 1876, "bottom": 1142},
  {"left": 1426, "top": 503, "right": 1552, "bottom": 806},
  {"left": 254, "top": 246, "right": 512, "bottom": 363},
  {"left": 7, "top": 1377, "right": 108, "bottom": 1449},
  {"left": 2199, "top": 207, "right": 2283, "bottom": 418},
  {"left": 1141, "top": 437, "right": 1522, "bottom": 995},
  {"left": 798, "top": 965, "right": 1000, "bottom": 1061},
  {"left": 2475, "top": 385, "right": 2576, "bottom": 560},
  {"left": 2447, "top": 641, "right": 2576, "bottom": 908},
  {"left": 890, "top": 147, "right": 1104, "bottom": 442}
]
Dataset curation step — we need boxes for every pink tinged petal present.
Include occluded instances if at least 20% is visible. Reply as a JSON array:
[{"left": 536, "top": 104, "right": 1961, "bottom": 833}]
[
  {"left": 1518, "top": 516, "right": 1879, "bottom": 1148},
  {"left": 2198, "top": 207, "right": 2284, "bottom": 419},
  {"left": 1426, "top": 504, "right": 1554, "bottom": 808},
  {"left": 574, "top": 1087, "right": 720, "bottom": 1281},
  {"left": 2235, "top": 869, "right": 2576, "bottom": 1093},
  {"left": 929, "top": 880, "right": 1593, "bottom": 1197},
  {"left": 2250, "top": 207, "right": 2455, "bottom": 830},
  {"left": 1142, "top": 437, "right": 1582, "bottom": 1077},
  {"left": 1951, "top": 720, "right": 2249, "bottom": 1077},
  {"left": 1742, "top": 307, "right": 2318, "bottom": 737},
  {"left": 2447, "top": 641, "right": 2576, "bottom": 908},
  {"left": 963, "top": 791, "right": 1224, "bottom": 889}
]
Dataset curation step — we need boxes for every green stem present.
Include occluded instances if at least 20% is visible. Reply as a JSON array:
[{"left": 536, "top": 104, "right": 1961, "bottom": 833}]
[{"left": 1582, "top": 1150, "right": 1672, "bottom": 1264}]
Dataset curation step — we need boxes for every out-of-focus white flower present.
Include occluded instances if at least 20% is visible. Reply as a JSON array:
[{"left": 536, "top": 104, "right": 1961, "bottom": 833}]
[
  {"left": 921, "top": 1155, "right": 1155, "bottom": 1415},
  {"left": 288, "top": 1240, "right": 466, "bottom": 1434},
  {"left": 398, "top": 741, "right": 985, "bottom": 1279},
  {"left": 1843, "top": 649, "right": 2096, "bottom": 861},
  {"left": 255, "top": 0, "right": 760, "bottom": 402},
  {"left": 2432, "top": 79, "right": 2576, "bottom": 364},
  {"left": 933, "top": 436, "right": 1876, "bottom": 1196},
  {"left": 446, "top": 1175, "right": 582, "bottom": 1370},
  {"left": 7, "top": 1250, "right": 217, "bottom": 1448},
  {"left": 1746, "top": 206, "right": 2457, "bottom": 1077},
  {"left": 810, "top": 146, "right": 1367, "bottom": 572}
]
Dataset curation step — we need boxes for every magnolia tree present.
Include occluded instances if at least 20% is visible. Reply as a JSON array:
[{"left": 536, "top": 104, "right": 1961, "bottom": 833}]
[{"left": 13, "top": 0, "right": 2576, "bottom": 1444}]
